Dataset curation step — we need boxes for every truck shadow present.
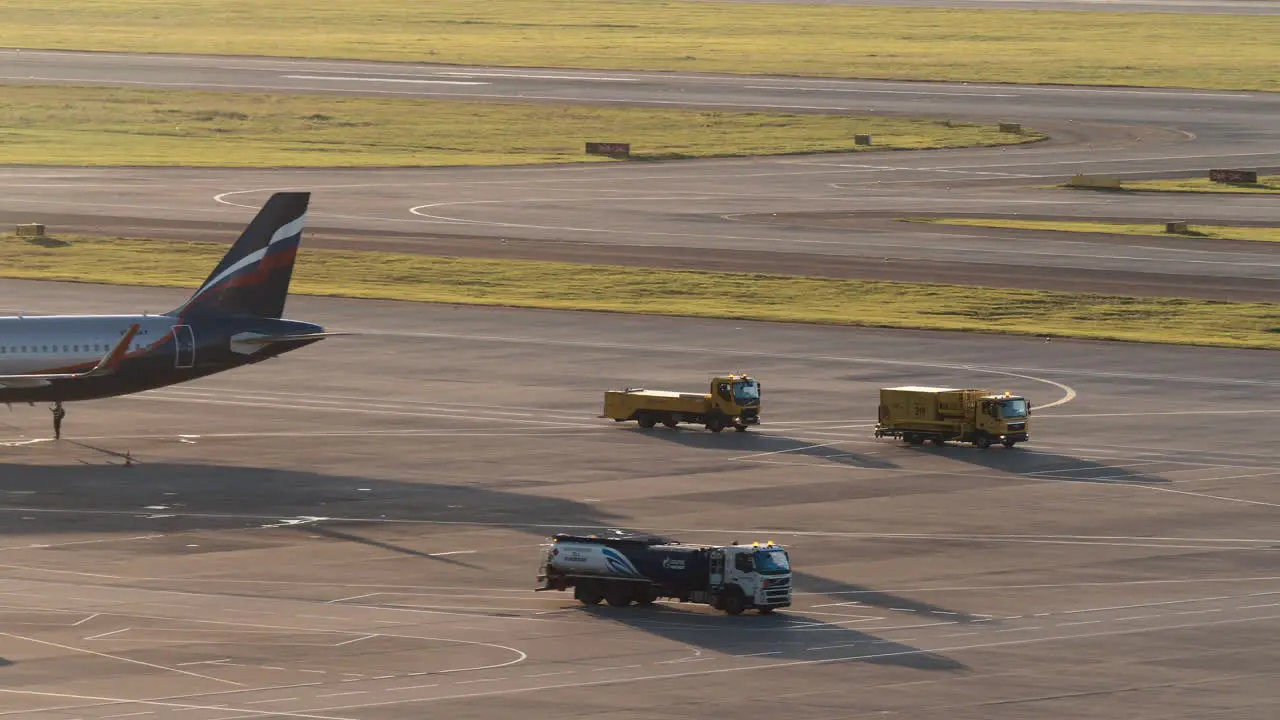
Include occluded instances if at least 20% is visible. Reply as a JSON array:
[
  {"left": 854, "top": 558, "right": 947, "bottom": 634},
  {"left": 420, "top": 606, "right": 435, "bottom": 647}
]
[
  {"left": 888, "top": 441, "right": 1173, "bottom": 485},
  {"left": 790, "top": 570, "right": 992, "bottom": 625},
  {"left": 576, "top": 603, "right": 968, "bottom": 671},
  {"left": 629, "top": 427, "right": 898, "bottom": 470}
]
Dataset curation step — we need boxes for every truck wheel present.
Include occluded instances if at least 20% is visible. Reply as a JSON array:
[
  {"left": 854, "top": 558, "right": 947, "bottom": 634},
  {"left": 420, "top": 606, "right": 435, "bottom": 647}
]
[
  {"left": 906, "top": 433, "right": 924, "bottom": 446},
  {"left": 974, "top": 433, "right": 991, "bottom": 449},
  {"left": 1002, "top": 438, "right": 1018, "bottom": 448},
  {"left": 605, "top": 585, "right": 634, "bottom": 607},
  {"left": 758, "top": 607, "right": 775, "bottom": 615},
  {"left": 931, "top": 437, "right": 945, "bottom": 447},
  {"left": 706, "top": 417, "right": 725, "bottom": 433},
  {"left": 634, "top": 587, "right": 659, "bottom": 606},
  {"left": 734, "top": 424, "right": 748, "bottom": 432},
  {"left": 662, "top": 415, "right": 679, "bottom": 429},
  {"left": 721, "top": 590, "right": 746, "bottom": 616},
  {"left": 637, "top": 414, "right": 656, "bottom": 429},
  {"left": 574, "top": 583, "right": 603, "bottom": 606}
]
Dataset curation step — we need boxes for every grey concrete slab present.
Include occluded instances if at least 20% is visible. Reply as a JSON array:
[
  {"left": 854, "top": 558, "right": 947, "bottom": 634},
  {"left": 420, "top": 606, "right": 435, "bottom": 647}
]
[{"left": 0, "top": 279, "right": 1275, "bottom": 719}]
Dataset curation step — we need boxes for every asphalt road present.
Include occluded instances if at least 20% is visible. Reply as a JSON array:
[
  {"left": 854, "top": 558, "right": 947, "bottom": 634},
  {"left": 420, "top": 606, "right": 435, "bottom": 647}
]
[
  {"left": 0, "top": 279, "right": 1277, "bottom": 720},
  {"left": 1, "top": 49, "right": 1279, "bottom": 300}
]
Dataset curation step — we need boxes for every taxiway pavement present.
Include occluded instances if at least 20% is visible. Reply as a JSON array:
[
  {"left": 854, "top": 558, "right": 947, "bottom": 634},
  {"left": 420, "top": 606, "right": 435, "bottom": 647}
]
[
  {"left": 0, "top": 279, "right": 1276, "bottom": 719},
  {"left": 1, "top": 50, "right": 1279, "bottom": 301}
]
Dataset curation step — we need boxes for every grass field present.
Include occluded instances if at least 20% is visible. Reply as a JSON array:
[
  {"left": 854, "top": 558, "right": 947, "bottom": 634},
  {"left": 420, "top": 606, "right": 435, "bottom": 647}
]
[
  {"left": 3, "top": 1, "right": 1280, "bottom": 91},
  {"left": 1121, "top": 176, "right": 1280, "bottom": 195},
  {"left": 0, "top": 85, "right": 1037, "bottom": 167},
  {"left": 903, "top": 218, "right": 1280, "bottom": 243},
  {"left": 3, "top": 234, "right": 1276, "bottom": 350}
]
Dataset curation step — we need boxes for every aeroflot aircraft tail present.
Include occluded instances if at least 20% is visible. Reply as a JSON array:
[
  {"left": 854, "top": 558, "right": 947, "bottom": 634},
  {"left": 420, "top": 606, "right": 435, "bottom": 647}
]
[
  {"left": 0, "top": 190, "right": 339, "bottom": 420},
  {"left": 171, "top": 191, "right": 309, "bottom": 320}
]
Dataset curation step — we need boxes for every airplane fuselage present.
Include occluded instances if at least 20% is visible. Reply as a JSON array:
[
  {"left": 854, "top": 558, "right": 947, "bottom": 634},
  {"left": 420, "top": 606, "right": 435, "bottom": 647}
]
[{"left": 0, "top": 314, "right": 323, "bottom": 404}]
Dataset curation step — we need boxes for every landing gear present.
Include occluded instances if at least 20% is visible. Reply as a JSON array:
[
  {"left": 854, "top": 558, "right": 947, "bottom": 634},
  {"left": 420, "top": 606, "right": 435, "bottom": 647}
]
[{"left": 51, "top": 401, "right": 65, "bottom": 440}]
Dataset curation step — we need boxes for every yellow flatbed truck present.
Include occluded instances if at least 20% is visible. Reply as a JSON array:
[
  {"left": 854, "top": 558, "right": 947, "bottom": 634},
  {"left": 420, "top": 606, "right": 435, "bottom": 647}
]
[
  {"left": 602, "top": 374, "right": 761, "bottom": 432},
  {"left": 874, "top": 386, "right": 1030, "bottom": 449}
]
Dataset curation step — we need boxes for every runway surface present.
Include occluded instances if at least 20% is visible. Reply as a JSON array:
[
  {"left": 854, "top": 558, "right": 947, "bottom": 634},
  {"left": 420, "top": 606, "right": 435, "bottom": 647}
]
[
  {"left": 2, "top": 49, "right": 1279, "bottom": 301},
  {"left": 0, "top": 279, "right": 1276, "bottom": 719}
]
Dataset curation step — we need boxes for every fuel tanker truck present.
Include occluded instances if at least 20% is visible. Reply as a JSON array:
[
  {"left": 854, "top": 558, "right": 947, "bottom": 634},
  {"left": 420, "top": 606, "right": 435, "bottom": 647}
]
[{"left": 535, "top": 531, "right": 792, "bottom": 615}]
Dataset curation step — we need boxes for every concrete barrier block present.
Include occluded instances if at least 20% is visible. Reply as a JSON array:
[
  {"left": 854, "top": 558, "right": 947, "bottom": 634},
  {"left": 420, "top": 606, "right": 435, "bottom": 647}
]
[
  {"left": 15, "top": 223, "right": 45, "bottom": 237},
  {"left": 999, "top": 122, "right": 1022, "bottom": 134},
  {"left": 1165, "top": 221, "right": 1190, "bottom": 234},
  {"left": 854, "top": 134, "right": 872, "bottom": 146},
  {"left": 1209, "top": 169, "right": 1258, "bottom": 183},
  {"left": 586, "top": 142, "right": 631, "bottom": 157}
]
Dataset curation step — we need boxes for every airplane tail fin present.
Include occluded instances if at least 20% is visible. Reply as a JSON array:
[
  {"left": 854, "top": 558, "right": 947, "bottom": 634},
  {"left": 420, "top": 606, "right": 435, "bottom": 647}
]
[{"left": 171, "top": 192, "right": 310, "bottom": 319}]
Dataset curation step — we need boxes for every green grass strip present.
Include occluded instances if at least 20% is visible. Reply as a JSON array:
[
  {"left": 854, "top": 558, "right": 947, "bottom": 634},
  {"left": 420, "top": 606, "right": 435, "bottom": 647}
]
[
  {"left": 1120, "top": 176, "right": 1280, "bottom": 195},
  {"left": 0, "top": 85, "right": 1039, "bottom": 167},
  {"left": 3, "top": 1, "right": 1279, "bottom": 91},
  {"left": 3, "top": 234, "right": 1276, "bottom": 350},
  {"left": 902, "top": 218, "right": 1280, "bottom": 243}
]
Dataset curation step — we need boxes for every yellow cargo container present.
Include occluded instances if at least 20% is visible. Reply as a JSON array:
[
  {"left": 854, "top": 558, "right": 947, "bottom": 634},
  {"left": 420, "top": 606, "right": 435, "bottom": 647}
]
[
  {"left": 874, "top": 385, "right": 1030, "bottom": 449},
  {"left": 602, "top": 374, "right": 761, "bottom": 433}
]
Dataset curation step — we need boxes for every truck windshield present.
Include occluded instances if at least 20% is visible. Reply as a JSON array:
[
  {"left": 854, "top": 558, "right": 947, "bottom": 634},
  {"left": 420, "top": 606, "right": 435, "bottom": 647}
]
[
  {"left": 733, "top": 380, "right": 760, "bottom": 405},
  {"left": 999, "top": 399, "right": 1029, "bottom": 418},
  {"left": 754, "top": 549, "right": 790, "bottom": 574}
]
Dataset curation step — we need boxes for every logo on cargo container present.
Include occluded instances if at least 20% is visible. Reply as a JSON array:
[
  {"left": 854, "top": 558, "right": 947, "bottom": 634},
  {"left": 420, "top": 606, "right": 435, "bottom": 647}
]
[{"left": 661, "top": 557, "right": 686, "bottom": 570}]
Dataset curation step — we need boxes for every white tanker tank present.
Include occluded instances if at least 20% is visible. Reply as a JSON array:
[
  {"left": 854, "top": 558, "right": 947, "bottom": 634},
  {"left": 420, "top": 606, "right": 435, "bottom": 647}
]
[{"left": 536, "top": 531, "right": 791, "bottom": 616}]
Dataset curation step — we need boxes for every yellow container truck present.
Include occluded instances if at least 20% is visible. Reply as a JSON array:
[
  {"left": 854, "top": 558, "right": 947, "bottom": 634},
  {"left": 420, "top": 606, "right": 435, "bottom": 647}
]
[
  {"left": 874, "top": 386, "right": 1030, "bottom": 449},
  {"left": 602, "top": 374, "right": 761, "bottom": 432}
]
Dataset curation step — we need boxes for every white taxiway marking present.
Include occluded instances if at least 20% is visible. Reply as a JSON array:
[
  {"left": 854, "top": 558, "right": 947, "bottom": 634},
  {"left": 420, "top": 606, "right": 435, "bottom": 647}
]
[
  {"left": 743, "top": 84, "right": 1016, "bottom": 97},
  {"left": 274, "top": 613, "right": 1280, "bottom": 715},
  {"left": 1, "top": 630, "right": 242, "bottom": 686},
  {"left": 283, "top": 74, "right": 487, "bottom": 86},
  {"left": 438, "top": 71, "right": 638, "bottom": 82}
]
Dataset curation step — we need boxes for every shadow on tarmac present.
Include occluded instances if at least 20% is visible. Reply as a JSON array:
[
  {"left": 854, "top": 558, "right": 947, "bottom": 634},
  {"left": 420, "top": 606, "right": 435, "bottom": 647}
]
[
  {"left": 577, "top": 603, "right": 968, "bottom": 672},
  {"left": 887, "top": 440, "right": 1173, "bottom": 485},
  {"left": 790, "top": 570, "right": 991, "bottom": 625},
  {"left": 625, "top": 425, "right": 898, "bottom": 470},
  {"left": 0, "top": 461, "right": 629, "bottom": 542}
]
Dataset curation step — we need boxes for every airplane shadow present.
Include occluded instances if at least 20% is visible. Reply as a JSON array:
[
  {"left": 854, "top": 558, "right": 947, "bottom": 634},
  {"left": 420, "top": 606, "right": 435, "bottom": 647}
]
[
  {"left": 0, "top": 461, "right": 631, "bottom": 546},
  {"left": 626, "top": 426, "right": 898, "bottom": 470},
  {"left": 577, "top": 603, "right": 968, "bottom": 672}
]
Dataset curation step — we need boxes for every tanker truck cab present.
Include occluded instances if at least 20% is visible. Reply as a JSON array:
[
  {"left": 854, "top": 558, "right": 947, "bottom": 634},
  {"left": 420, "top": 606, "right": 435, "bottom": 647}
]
[{"left": 713, "top": 541, "right": 792, "bottom": 615}]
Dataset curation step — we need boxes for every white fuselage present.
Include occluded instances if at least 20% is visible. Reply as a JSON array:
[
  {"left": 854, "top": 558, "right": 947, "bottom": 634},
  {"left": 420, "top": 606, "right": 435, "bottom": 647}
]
[{"left": 0, "top": 314, "right": 178, "bottom": 374}]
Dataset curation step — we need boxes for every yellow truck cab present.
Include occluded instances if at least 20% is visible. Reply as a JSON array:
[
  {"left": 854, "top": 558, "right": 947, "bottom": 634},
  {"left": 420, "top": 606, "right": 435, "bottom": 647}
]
[
  {"left": 602, "top": 374, "right": 761, "bottom": 432},
  {"left": 874, "top": 386, "right": 1030, "bottom": 449}
]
